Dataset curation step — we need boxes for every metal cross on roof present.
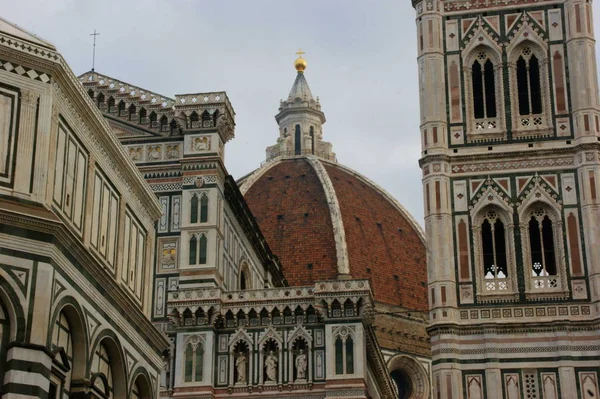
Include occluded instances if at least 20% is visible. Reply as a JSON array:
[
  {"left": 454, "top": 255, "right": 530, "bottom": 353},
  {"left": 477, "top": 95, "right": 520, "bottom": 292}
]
[{"left": 90, "top": 29, "right": 100, "bottom": 71}]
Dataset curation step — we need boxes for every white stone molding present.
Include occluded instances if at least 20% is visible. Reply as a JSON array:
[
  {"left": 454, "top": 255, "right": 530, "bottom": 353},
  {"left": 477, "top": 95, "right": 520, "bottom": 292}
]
[
  {"left": 505, "top": 23, "right": 554, "bottom": 139},
  {"left": 305, "top": 155, "right": 350, "bottom": 275}
]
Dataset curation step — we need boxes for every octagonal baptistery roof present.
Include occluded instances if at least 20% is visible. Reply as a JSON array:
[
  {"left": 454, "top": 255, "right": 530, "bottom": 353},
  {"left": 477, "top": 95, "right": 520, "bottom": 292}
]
[{"left": 238, "top": 155, "right": 428, "bottom": 311}]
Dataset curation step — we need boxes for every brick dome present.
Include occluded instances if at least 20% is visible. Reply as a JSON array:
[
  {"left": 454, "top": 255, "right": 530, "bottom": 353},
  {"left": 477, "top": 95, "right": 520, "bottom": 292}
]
[{"left": 239, "top": 156, "right": 428, "bottom": 311}]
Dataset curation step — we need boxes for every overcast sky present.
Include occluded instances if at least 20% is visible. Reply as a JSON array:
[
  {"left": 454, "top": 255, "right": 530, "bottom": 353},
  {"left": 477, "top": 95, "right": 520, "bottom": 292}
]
[{"left": 3, "top": 1, "right": 600, "bottom": 227}]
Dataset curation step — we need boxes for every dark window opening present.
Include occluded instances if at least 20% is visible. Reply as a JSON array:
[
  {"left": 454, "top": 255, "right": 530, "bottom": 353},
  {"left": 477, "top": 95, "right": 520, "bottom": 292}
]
[
  {"left": 345, "top": 337, "right": 354, "bottom": 374},
  {"left": 199, "top": 235, "right": 207, "bottom": 264},
  {"left": 335, "top": 337, "right": 344, "bottom": 375},
  {"left": 189, "top": 236, "right": 197, "bottom": 265},
  {"left": 542, "top": 216, "right": 556, "bottom": 275},
  {"left": 472, "top": 61, "right": 484, "bottom": 119},
  {"left": 295, "top": 124, "right": 301, "bottom": 155},
  {"left": 529, "top": 55, "right": 542, "bottom": 114},
  {"left": 517, "top": 56, "right": 530, "bottom": 115},
  {"left": 309, "top": 126, "right": 315, "bottom": 155},
  {"left": 200, "top": 195, "right": 208, "bottom": 223},
  {"left": 484, "top": 59, "right": 496, "bottom": 117},
  {"left": 391, "top": 369, "right": 413, "bottom": 399},
  {"left": 529, "top": 214, "right": 556, "bottom": 276},
  {"left": 517, "top": 50, "right": 543, "bottom": 116},
  {"left": 190, "top": 196, "right": 198, "bottom": 223},
  {"left": 240, "top": 271, "right": 247, "bottom": 290}
]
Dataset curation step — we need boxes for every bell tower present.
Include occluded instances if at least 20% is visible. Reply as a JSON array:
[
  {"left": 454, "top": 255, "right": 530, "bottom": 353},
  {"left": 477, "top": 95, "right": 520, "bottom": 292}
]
[
  {"left": 412, "top": 0, "right": 600, "bottom": 397},
  {"left": 266, "top": 51, "right": 336, "bottom": 162}
]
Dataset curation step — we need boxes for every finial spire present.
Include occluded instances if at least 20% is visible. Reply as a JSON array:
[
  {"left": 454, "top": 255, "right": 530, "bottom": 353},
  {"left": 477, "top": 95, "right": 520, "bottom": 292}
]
[{"left": 294, "top": 48, "right": 307, "bottom": 73}]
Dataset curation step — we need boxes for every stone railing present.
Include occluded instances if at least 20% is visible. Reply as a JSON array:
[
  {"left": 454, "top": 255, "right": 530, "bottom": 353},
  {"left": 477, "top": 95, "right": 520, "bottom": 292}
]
[{"left": 167, "top": 279, "right": 372, "bottom": 307}]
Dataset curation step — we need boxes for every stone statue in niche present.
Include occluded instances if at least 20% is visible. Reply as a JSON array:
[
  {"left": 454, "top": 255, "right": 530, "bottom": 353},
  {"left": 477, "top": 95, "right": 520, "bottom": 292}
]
[
  {"left": 193, "top": 136, "right": 210, "bottom": 151},
  {"left": 235, "top": 351, "right": 247, "bottom": 384},
  {"left": 166, "top": 145, "right": 180, "bottom": 159},
  {"left": 148, "top": 145, "right": 161, "bottom": 161},
  {"left": 295, "top": 349, "right": 307, "bottom": 380},
  {"left": 264, "top": 351, "right": 278, "bottom": 383},
  {"left": 129, "top": 147, "right": 142, "bottom": 161}
]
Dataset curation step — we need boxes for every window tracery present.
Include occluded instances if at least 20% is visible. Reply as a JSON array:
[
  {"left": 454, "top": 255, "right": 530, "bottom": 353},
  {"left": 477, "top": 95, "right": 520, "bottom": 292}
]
[
  {"left": 183, "top": 335, "right": 204, "bottom": 383},
  {"left": 188, "top": 234, "right": 208, "bottom": 265},
  {"left": 463, "top": 46, "right": 506, "bottom": 141},
  {"left": 190, "top": 193, "right": 208, "bottom": 224},
  {"left": 519, "top": 202, "right": 568, "bottom": 297},
  {"left": 333, "top": 326, "right": 355, "bottom": 375},
  {"left": 508, "top": 42, "right": 553, "bottom": 137},
  {"left": 472, "top": 51, "right": 497, "bottom": 122},
  {"left": 471, "top": 203, "right": 518, "bottom": 301}
]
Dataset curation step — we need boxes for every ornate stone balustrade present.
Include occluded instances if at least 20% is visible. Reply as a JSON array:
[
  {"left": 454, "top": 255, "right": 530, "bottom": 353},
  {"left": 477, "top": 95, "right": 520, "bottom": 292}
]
[{"left": 166, "top": 279, "right": 373, "bottom": 319}]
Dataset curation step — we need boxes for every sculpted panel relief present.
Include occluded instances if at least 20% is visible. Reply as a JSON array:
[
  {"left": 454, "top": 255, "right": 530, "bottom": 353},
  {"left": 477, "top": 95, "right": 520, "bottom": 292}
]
[
  {"left": 193, "top": 136, "right": 211, "bottom": 152},
  {"left": 158, "top": 238, "right": 178, "bottom": 272}
]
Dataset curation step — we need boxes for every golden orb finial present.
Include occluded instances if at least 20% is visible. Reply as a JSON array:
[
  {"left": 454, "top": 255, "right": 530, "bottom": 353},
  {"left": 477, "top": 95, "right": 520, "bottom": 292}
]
[{"left": 294, "top": 48, "right": 307, "bottom": 72}]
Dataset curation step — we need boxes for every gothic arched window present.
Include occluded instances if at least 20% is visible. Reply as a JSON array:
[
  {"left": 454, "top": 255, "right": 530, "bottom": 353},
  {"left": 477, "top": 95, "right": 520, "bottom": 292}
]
[
  {"left": 118, "top": 100, "right": 126, "bottom": 116},
  {"left": 160, "top": 115, "right": 169, "bottom": 131},
  {"left": 52, "top": 311, "right": 74, "bottom": 391},
  {"left": 516, "top": 47, "right": 542, "bottom": 116},
  {"left": 471, "top": 52, "right": 497, "bottom": 120},
  {"left": 189, "top": 235, "right": 197, "bottom": 265},
  {"left": 190, "top": 195, "right": 198, "bottom": 224},
  {"left": 529, "top": 210, "right": 557, "bottom": 279},
  {"left": 199, "top": 235, "right": 207, "bottom": 264},
  {"left": 128, "top": 104, "right": 137, "bottom": 120},
  {"left": 131, "top": 382, "right": 141, "bottom": 399},
  {"left": 97, "top": 92, "right": 105, "bottom": 107},
  {"left": 183, "top": 339, "right": 204, "bottom": 383},
  {"left": 334, "top": 328, "right": 355, "bottom": 375},
  {"left": 190, "top": 111, "right": 199, "bottom": 127},
  {"left": 92, "top": 343, "right": 114, "bottom": 399},
  {"left": 200, "top": 194, "right": 208, "bottom": 223},
  {"left": 295, "top": 125, "right": 301, "bottom": 155},
  {"left": 139, "top": 107, "right": 147, "bottom": 123},
  {"left": 345, "top": 337, "right": 354, "bottom": 374},
  {"left": 309, "top": 126, "right": 315, "bottom": 155},
  {"left": 481, "top": 214, "right": 508, "bottom": 284},
  {"left": 240, "top": 271, "right": 247, "bottom": 290},
  {"left": 520, "top": 202, "right": 566, "bottom": 296},
  {"left": 473, "top": 205, "right": 517, "bottom": 299},
  {"left": 335, "top": 337, "right": 344, "bottom": 375},
  {"left": 107, "top": 97, "right": 116, "bottom": 113},
  {"left": 184, "top": 344, "right": 193, "bottom": 382}
]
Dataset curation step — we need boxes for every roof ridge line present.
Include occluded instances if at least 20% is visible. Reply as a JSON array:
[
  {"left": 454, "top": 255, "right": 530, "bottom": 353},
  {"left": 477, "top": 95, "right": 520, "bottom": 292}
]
[{"left": 305, "top": 155, "right": 351, "bottom": 276}]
